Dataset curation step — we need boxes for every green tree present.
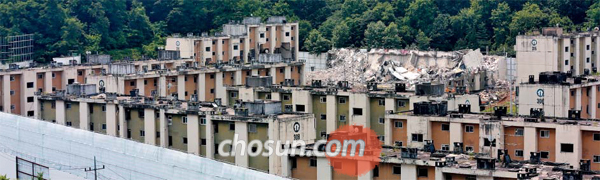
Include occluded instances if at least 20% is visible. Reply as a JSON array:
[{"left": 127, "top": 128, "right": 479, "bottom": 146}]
[
  {"left": 585, "top": 1, "right": 600, "bottom": 29},
  {"left": 509, "top": 3, "right": 548, "bottom": 36},
  {"left": 382, "top": 22, "right": 402, "bottom": 49},
  {"left": 415, "top": 30, "right": 431, "bottom": 50},
  {"left": 304, "top": 29, "right": 331, "bottom": 54},
  {"left": 332, "top": 21, "right": 351, "bottom": 48},
  {"left": 127, "top": 1, "right": 155, "bottom": 47},
  {"left": 0, "top": 174, "right": 9, "bottom": 180},
  {"left": 429, "top": 14, "right": 454, "bottom": 51},
  {"left": 403, "top": 0, "right": 438, "bottom": 34},
  {"left": 298, "top": 20, "right": 312, "bottom": 51},
  {"left": 490, "top": 2, "right": 511, "bottom": 50},
  {"left": 364, "top": 21, "right": 386, "bottom": 49}
]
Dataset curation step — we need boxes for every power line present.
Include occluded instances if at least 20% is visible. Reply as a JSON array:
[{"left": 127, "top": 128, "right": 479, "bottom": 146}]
[{"left": 84, "top": 156, "right": 105, "bottom": 180}]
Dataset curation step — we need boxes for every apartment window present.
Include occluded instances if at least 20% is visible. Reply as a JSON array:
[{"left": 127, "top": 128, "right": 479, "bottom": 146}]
[
  {"left": 339, "top": 115, "right": 346, "bottom": 122},
  {"left": 594, "top": 133, "right": 600, "bottom": 141},
  {"left": 27, "top": 97, "right": 33, "bottom": 103},
  {"left": 339, "top": 97, "right": 346, "bottom": 104},
  {"left": 296, "top": 105, "right": 305, "bottom": 112},
  {"left": 140, "top": 130, "right": 145, "bottom": 137},
  {"left": 201, "top": 139, "right": 207, "bottom": 146},
  {"left": 378, "top": 99, "right": 385, "bottom": 106},
  {"left": 417, "top": 167, "right": 428, "bottom": 177},
  {"left": 593, "top": 156, "right": 600, "bottom": 163},
  {"left": 26, "top": 82, "right": 33, "bottom": 88},
  {"left": 156, "top": 132, "right": 160, "bottom": 138},
  {"left": 394, "top": 121, "right": 403, "bottom": 128},
  {"left": 515, "top": 128, "right": 524, "bottom": 136},
  {"left": 248, "top": 124, "right": 257, "bottom": 133},
  {"left": 285, "top": 32, "right": 290, "bottom": 37},
  {"left": 9, "top": 90, "right": 14, "bottom": 95},
  {"left": 412, "top": 134, "right": 423, "bottom": 142},
  {"left": 397, "top": 100, "right": 406, "bottom": 107},
  {"left": 309, "top": 158, "right": 317, "bottom": 167},
  {"left": 205, "top": 47, "right": 210, "bottom": 52},
  {"left": 565, "top": 60, "right": 569, "bottom": 65},
  {"left": 183, "top": 137, "right": 188, "bottom": 144},
  {"left": 441, "top": 124, "right": 450, "bottom": 131},
  {"left": 353, "top": 108, "right": 363, "bottom": 115},
  {"left": 231, "top": 92, "right": 238, "bottom": 98},
  {"left": 378, "top": 118, "right": 384, "bottom": 124},
  {"left": 565, "top": 47, "right": 569, "bottom": 52},
  {"left": 561, "top": 143, "right": 574, "bottom": 153},
  {"left": 266, "top": 38, "right": 269, "bottom": 42},
  {"left": 66, "top": 103, "right": 71, "bottom": 109},
  {"left": 373, "top": 165, "right": 379, "bottom": 177},
  {"left": 541, "top": 151, "right": 549, "bottom": 159},
  {"left": 9, "top": 76, "right": 14, "bottom": 81},
  {"left": 210, "top": 88, "right": 215, "bottom": 94},
  {"left": 229, "top": 123, "right": 235, "bottom": 131},
  {"left": 102, "top": 124, "right": 106, "bottom": 130},
  {"left": 37, "top": 74, "right": 43, "bottom": 79},
  {"left": 571, "top": 53, "right": 574, "bottom": 57},
  {"left": 260, "top": 33, "right": 265, "bottom": 38},
  {"left": 51, "top": 102, "right": 56, "bottom": 109},
  {"left": 233, "top": 45, "right": 238, "bottom": 50},
  {"left": 587, "top": 45, "right": 590, "bottom": 50},
  {"left": 52, "top": 73, "right": 55, "bottom": 78},
  {"left": 265, "top": 94, "right": 272, "bottom": 100},
  {"left": 587, "top": 57, "right": 591, "bottom": 63},
  {"left": 200, "top": 118, "right": 206, "bottom": 125},
  {"left": 282, "top": 94, "right": 290, "bottom": 101},
  {"left": 540, "top": 130, "right": 550, "bottom": 138},
  {"left": 466, "top": 146, "right": 474, "bottom": 152},
  {"left": 441, "top": 144, "right": 450, "bottom": 151},
  {"left": 392, "top": 166, "right": 401, "bottom": 175},
  {"left": 465, "top": 125, "right": 474, "bottom": 133},
  {"left": 182, "top": 116, "right": 188, "bottom": 124},
  {"left": 320, "top": 114, "right": 326, "bottom": 120},
  {"left": 66, "top": 122, "right": 72, "bottom": 127},
  {"left": 102, "top": 105, "right": 106, "bottom": 112},
  {"left": 27, "top": 111, "right": 33, "bottom": 117},
  {"left": 515, "top": 150, "right": 524, "bottom": 157},
  {"left": 320, "top": 96, "right": 326, "bottom": 103},
  {"left": 395, "top": 141, "right": 403, "bottom": 147}
]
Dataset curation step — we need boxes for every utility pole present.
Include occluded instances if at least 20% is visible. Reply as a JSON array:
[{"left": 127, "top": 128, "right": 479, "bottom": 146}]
[{"left": 85, "top": 156, "right": 105, "bottom": 180}]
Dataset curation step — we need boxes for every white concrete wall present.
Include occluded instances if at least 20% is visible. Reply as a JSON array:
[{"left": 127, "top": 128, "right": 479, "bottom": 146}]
[
  {"left": 144, "top": 108, "right": 156, "bottom": 145},
  {"left": 349, "top": 93, "right": 370, "bottom": 127},
  {"left": 515, "top": 36, "right": 559, "bottom": 83},
  {"left": 2, "top": 75, "right": 10, "bottom": 113},
  {"left": 523, "top": 127, "right": 537, "bottom": 160},
  {"left": 56, "top": 100, "right": 65, "bottom": 125},
  {"left": 555, "top": 125, "right": 581, "bottom": 168},
  {"left": 292, "top": 90, "right": 312, "bottom": 113},
  {"left": 187, "top": 114, "right": 200, "bottom": 155},
  {"left": 518, "top": 83, "right": 570, "bottom": 118},
  {"left": 105, "top": 103, "right": 117, "bottom": 136},
  {"left": 234, "top": 121, "right": 248, "bottom": 168},
  {"left": 165, "top": 37, "right": 199, "bottom": 59}
]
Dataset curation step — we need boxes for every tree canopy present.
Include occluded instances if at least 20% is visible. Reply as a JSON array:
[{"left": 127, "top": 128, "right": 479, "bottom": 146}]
[{"left": 1, "top": 0, "right": 599, "bottom": 61}]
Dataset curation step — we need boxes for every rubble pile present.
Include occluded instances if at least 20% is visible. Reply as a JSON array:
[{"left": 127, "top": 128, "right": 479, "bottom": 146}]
[{"left": 305, "top": 48, "right": 510, "bottom": 104}]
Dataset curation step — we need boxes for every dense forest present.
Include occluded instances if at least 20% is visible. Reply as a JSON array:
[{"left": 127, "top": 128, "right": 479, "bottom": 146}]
[{"left": 1, "top": 0, "right": 599, "bottom": 62}]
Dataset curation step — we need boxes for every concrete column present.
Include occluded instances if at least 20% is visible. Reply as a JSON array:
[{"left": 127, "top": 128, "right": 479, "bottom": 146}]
[
  {"left": 385, "top": 98, "right": 395, "bottom": 112},
  {"left": 270, "top": 67, "right": 277, "bottom": 85},
  {"left": 205, "top": 115, "right": 214, "bottom": 158},
  {"left": 116, "top": 78, "right": 125, "bottom": 94},
  {"left": 326, "top": 95, "right": 337, "bottom": 133},
  {"left": 159, "top": 76, "right": 167, "bottom": 97},
  {"left": 56, "top": 100, "right": 65, "bottom": 125},
  {"left": 159, "top": 109, "right": 168, "bottom": 148},
  {"left": 177, "top": 75, "right": 185, "bottom": 100},
  {"left": 271, "top": 92, "right": 281, "bottom": 101},
  {"left": 280, "top": 153, "right": 291, "bottom": 177},
  {"left": 2, "top": 75, "right": 10, "bottom": 113},
  {"left": 349, "top": 94, "right": 370, "bottom": 127},
  {"left": 449, "top": 122, "right": 463, "bottom": 150},
  {"left": 269, "top": 118, "right": 282, "bottom": 175},
  {"left": 136, "top": 78, "right": 145, "bottom": 96},
  {"left": 524, "top": 127, "right": 537, "bottom": 160},
  {"left": 234, "top": 70, "right": 243, "bottom": 85},
  {"left": 187, "top": 114, "right": 200, "bottom": 155},
  {"left": 118, "top": 105, "right": 127, "bottom": 138},
  {"left": 384, "top": 117, "right": 392, "bottom": 146},
  {"left": 357, "top": 161, "right": 373, "bottom": 180},
  {"left": 576, "top": 87, "right": 582, "bottom": 110},
  {"left": 44, "top": 72, "right": 52, "bottom": 93},
  {"left": 591, "top": 85, "right": 597, "bottom": 119},
  {"left": 234, "top": 121, "right": 248, "bottom": 168},
  {"left": 198, "top": 73, "right": 206, "bottom": 101},
  {"left": 435, "top": 167, "right": 444, "bottom": 180},
  {"left": 105, "top": 103, "right": 117, "bottom": 136},
  {"left": 144, "top": 108, "right": 157, "bottom": 145},
  {"left": 79, "top": 102, "right": 90, "bottom": 130},
  {"left": 316, "top": 158, "right": 332, "bottom": 180},
  {"left": 34, "top": 97, "right": 41, "bottom": 119},
  {"left": 400, "top": 164, "right": 417, "bottom": 180},
  {"left": 284, "top": 66, "right": 292, "bottom": 79},
  {"left": 215, "top": 72, "right": 227, "bottom": 103}
]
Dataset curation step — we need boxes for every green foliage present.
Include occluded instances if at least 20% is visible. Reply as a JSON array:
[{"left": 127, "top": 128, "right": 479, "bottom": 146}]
[
  {"left": 304, "top": 29, "right": 331, "bottom": 54},
  {"left": 0, "top": 0, "right": 598, "bottom": 62},
  {"left": 0, "top": 174, "right": 8, "bottom": 180}
]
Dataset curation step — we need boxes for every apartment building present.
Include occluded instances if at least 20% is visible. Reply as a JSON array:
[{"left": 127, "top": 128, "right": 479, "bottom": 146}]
[
  {"left": 515, "top": 27, "right": 600, "bottom": 83},
  {"left": 188, "top": 16, "right": 299, "bottom": 66},
  {"left": 37, "top": 91, "right": 315, "bottom": 174}
]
